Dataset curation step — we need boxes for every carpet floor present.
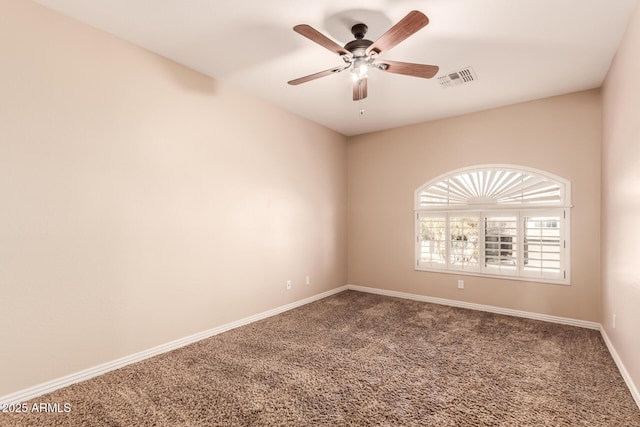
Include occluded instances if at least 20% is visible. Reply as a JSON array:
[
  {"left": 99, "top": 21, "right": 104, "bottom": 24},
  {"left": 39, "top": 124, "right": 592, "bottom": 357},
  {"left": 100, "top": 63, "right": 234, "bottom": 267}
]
[{"left": 2, "top": 290, "right": 639, "bottom": 426}]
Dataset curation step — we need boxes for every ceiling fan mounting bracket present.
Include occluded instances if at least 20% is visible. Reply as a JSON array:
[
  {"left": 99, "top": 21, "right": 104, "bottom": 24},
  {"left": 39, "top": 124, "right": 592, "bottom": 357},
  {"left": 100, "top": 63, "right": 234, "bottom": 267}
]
[{"left": 351, "top": 23, "right": 368, "bottom": 40}]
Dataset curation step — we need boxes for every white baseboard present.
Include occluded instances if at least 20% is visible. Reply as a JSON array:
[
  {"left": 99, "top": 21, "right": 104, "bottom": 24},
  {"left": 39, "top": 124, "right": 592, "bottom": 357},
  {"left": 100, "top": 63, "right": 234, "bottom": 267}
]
[
  {"left": 0, "top": 285, "right": 348, "bottom": 405},
  {"left": 4, "top": 284, "right": 637, "bottom": 412},
  {"left": 346, "top": 285, "right": 601, "bottom": 330},
  {"left": 599, "top": 327, "right": 640, "bottom": 409}
]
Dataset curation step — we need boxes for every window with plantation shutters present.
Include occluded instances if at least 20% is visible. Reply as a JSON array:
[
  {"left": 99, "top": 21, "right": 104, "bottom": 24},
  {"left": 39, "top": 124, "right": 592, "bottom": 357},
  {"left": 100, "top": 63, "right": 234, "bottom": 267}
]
[{"left": 415, "top": 165, "right": 571, "bottom": 284}]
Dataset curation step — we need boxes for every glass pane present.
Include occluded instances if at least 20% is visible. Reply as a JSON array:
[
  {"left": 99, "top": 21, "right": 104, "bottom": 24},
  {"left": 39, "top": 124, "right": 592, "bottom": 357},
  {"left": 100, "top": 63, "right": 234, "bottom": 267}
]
[
  {"left": 484, "top": 216, "right": 518, "bottom": 274},
  {"left": 419, "top": 216, "right": 446, "bottom": 266},
  {"left": 523, "top": 216, "right": 561, "bottom": 275},
  {"left": 449, "top": 216, "right": 479, "bottom": 269}
]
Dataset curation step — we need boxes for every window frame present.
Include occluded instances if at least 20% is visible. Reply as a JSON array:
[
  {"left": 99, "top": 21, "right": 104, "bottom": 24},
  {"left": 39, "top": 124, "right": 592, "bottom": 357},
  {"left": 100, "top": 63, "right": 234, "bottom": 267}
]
[{"left": 414, "top": 165, "right": 571, "bottom": 285}]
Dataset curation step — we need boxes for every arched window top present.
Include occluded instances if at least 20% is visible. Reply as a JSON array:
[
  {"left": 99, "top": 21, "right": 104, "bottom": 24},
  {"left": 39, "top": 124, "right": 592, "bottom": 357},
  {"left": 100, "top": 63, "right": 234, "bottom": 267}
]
[{"left": 415, "top": 164, "right": 570, "bottom": 210}]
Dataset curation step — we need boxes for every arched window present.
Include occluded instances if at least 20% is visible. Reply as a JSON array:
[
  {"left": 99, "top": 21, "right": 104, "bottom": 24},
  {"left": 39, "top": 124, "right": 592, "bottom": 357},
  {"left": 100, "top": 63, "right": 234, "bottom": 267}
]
[{"left": 414, "top": 165, "right": 571, "bottom": 284}]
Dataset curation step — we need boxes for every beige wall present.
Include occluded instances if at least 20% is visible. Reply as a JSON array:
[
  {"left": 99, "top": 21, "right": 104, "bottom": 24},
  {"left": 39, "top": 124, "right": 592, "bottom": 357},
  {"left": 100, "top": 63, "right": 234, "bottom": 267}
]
[
  {"left": 348, "top": 90, "right": 602, "bottom": 321},
  {"left": 0, "top": 0, "right": 347, "bottom": 395},
  {"left": 4, "top": 0, "right": 637, "bottom": 403},
  {"left": 602, "top": 1, "right": 640, "bottom": 399}
]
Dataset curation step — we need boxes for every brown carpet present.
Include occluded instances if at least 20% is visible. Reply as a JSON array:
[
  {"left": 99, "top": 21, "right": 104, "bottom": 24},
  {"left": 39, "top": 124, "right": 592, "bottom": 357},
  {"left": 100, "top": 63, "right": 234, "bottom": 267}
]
[{"left": 2, "top": 290, "right": 639, "bottom": 426}]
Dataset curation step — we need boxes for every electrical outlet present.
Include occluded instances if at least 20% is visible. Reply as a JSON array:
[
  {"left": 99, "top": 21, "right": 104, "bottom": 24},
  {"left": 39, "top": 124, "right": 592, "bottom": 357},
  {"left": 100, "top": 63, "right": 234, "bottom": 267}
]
[
  {"left": 457, "top": 280, "right": 464, "bottom": 289},
  {"left": 286, "top": 280, "right": 292, "bottom": 290},
  {"left": 305, "top": 276, "right": 310, "bottom": 285}
]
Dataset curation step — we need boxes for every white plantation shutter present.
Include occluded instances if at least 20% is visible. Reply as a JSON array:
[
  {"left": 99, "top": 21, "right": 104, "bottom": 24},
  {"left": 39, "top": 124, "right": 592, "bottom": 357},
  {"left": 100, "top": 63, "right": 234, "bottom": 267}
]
[
  {"left": 416, "top": 167, "right": 567, "bottom": 209},
  {"left": 417, "top": 214, "right": 447, "bottom": 268},
  {"left": 483, "top": 214, "right": 519, "bottom": 276},
  {"left": 415, "top": 165, "right": 571, "bottom": 284},
  {"left": 449, "top": 215, "right": 480, "bottom": 272},
  {"left": 521, "top": 212, "right": 564, "bottom": 280}
]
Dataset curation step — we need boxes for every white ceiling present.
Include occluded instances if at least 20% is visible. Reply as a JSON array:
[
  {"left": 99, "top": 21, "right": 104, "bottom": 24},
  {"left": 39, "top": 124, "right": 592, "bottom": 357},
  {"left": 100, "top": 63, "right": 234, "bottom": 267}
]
[{"left": 33, "top": 0, "right": 639, "bottom": 136}]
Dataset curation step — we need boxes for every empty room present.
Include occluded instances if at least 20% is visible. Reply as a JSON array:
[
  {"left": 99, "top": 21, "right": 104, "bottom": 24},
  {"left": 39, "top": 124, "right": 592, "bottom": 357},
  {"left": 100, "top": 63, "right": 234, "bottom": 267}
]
[{"left": 1, "top": 0, "right": 639, "bottom": 425}]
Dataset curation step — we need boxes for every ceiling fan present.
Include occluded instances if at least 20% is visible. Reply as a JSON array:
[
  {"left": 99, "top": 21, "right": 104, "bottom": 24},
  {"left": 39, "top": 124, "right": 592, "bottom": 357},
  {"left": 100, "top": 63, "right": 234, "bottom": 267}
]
[{"left": 288, "top": 10, "right": 439, "bottom": 101}]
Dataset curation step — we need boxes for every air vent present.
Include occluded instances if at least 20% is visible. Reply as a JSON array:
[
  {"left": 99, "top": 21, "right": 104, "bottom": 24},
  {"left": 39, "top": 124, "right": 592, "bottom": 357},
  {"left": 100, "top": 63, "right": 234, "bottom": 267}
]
[{"left": 438, "top": 67, "right": 477, "bottom": 88}]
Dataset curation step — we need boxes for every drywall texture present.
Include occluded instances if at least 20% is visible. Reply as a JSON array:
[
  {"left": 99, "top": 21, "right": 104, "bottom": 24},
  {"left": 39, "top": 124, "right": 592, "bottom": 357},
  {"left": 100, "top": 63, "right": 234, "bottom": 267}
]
[
  {"left": 0, "top": 0, "right": 347, "bottom": 395},
  {"left": 348, "top": 90, "right": 602, "bottom": 322},
  {"left": 602, "top": 0, "right": 640, "bottom": 400}
]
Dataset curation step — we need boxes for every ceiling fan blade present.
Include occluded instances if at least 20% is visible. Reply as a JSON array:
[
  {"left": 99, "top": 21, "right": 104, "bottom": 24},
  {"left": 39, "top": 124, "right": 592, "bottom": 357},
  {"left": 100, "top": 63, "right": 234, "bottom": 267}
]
[
  {"left": 288, "top": 66, "right": 349, "bottom": 85},
  {"left": 353, "top": 78, "right": 368, "bottom": 101},
  {"left": 294, "top": 24, "right": 353, "bottom": 58},
  {"left": 378, "top": 60, "right": 439, "bottom": 79},
  {"left": 366, "top": 10, "right": 429, "bottom": 57}
]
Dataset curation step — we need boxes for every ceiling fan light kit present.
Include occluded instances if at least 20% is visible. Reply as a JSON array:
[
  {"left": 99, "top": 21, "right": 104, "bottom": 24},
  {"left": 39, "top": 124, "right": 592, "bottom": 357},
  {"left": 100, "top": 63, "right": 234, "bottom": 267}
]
[{"left": 288, "top": 10, "right": 439, "bottom": 101}]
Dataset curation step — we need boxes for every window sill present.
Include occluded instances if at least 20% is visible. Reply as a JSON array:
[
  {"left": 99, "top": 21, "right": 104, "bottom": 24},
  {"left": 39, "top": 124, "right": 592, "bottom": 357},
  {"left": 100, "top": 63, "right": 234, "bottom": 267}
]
[{"left": 415, "top": 266, "right": 570, "bottom": 286}]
